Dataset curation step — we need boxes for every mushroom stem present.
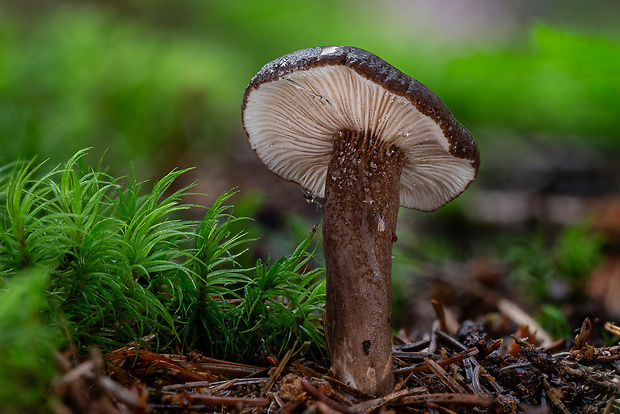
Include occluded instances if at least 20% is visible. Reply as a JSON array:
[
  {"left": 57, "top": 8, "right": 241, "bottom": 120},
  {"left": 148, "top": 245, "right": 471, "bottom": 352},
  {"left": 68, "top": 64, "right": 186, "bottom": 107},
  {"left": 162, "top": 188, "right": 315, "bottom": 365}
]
[{"left": 323, "top": 129, "right": 405, "bottom": 396}]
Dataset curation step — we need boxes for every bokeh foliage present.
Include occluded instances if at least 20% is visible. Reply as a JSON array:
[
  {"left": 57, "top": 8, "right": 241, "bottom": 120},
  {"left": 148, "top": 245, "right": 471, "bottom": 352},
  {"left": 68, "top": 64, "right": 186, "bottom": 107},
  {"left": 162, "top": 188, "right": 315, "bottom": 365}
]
[
  {"left": 1, "top": 2, "right": 619, "bottom": 178},
  {"left": 445, "top": 25, "right": 620, "bottom": 143},
  {"left": 0, "top": 269, "right": 61, "bottom": 414}
]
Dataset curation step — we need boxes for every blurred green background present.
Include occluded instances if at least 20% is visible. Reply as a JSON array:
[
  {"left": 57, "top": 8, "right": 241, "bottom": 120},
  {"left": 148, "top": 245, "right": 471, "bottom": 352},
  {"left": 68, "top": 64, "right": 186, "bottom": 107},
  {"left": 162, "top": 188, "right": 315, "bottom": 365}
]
[
  {"left": 3, "top": 1, "right": 619, "bottom": 175},
  {"left": 2, "top": 0, "right": 620, "bottom": 334}
]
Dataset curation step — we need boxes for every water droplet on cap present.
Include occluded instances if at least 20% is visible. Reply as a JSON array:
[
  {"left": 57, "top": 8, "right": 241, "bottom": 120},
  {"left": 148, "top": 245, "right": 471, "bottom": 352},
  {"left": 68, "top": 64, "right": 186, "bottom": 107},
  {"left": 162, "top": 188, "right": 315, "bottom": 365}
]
[{"left": 321, "top": 46, "right": 339, "bottom": 55}]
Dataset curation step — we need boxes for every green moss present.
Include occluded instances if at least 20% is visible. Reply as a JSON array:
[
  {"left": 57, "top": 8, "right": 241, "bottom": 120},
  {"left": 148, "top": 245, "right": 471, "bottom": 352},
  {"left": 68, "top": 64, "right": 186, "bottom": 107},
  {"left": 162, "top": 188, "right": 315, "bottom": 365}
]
[
  {"left": 0, "top": 269, "right": 61, "bottom": 414},
  {"left": 0, "top": 149, "right": 326, "bottom": 360},
  {"left": 506, "top": 222, "right": 604, "bottom": 302}
]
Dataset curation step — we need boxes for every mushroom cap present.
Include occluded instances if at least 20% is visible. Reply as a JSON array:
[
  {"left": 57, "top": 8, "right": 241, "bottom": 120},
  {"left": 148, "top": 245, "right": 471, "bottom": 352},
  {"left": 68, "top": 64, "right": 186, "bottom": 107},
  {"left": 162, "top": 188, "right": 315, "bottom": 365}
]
[{"left": 242, "top": 46, "right": 480, "bottom": 212}]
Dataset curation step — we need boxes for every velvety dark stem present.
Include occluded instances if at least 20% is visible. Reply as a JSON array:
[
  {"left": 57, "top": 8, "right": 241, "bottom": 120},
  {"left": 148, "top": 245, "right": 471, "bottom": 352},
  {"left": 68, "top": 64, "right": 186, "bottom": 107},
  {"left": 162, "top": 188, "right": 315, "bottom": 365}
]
[{"left": 323, "top": 129, "right": 405, "bottom": 396}]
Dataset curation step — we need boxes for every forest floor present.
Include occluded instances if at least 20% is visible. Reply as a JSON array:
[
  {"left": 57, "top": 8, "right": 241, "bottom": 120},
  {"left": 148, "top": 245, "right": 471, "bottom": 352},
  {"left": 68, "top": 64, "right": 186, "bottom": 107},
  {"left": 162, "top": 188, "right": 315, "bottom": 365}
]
[{"left": 52, "top": 311, "right": 619, "bottom": 414}]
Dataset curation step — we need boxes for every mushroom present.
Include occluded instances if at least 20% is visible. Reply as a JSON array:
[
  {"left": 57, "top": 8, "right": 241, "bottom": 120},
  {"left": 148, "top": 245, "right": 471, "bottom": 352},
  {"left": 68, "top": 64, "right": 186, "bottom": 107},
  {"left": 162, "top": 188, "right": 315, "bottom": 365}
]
[{"left": 241, "top": 46, "right": 480, "bottom": 396}]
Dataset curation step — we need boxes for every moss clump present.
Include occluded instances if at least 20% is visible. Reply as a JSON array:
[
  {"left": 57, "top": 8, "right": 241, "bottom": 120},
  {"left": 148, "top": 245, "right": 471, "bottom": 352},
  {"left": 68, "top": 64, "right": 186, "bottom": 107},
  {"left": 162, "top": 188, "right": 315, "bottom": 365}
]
[{"left": 0, "top": 150, "right": 326, "bottom": 412}]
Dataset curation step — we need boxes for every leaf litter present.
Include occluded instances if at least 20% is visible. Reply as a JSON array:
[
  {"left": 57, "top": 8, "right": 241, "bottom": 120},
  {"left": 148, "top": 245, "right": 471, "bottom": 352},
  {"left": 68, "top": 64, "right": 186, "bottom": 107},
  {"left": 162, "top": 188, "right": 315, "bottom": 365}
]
[{"left": 50, "top": 313, "right": 619, "bottom": 414}]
